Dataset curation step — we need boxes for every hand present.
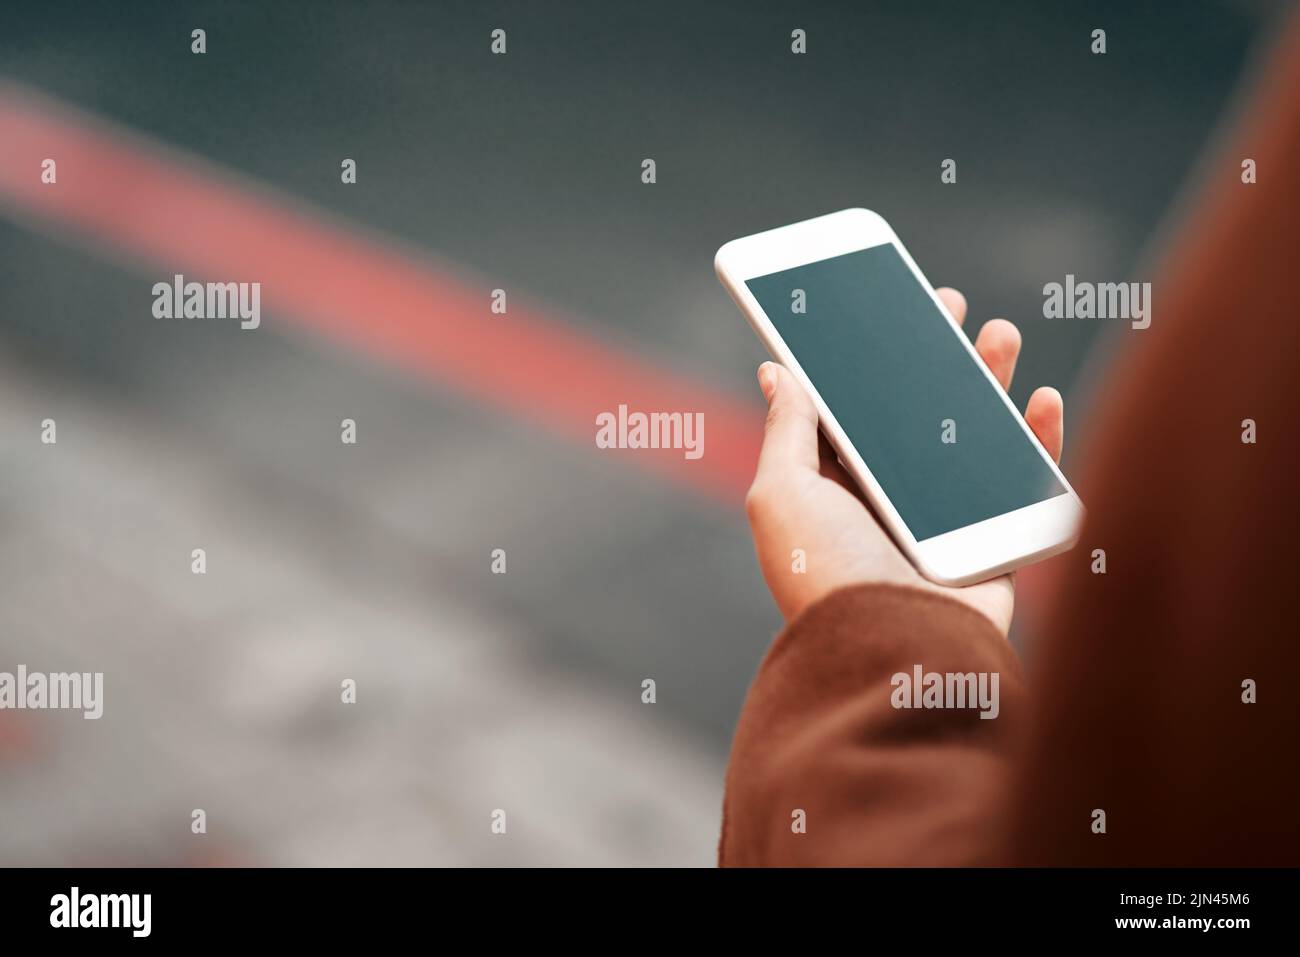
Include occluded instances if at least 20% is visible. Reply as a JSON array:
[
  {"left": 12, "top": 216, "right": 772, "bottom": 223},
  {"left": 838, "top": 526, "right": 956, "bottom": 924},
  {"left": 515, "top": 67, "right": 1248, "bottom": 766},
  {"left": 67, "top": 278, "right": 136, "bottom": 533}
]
[{"left": 744, "top": 288, "right": 1063, "bottom": 636}]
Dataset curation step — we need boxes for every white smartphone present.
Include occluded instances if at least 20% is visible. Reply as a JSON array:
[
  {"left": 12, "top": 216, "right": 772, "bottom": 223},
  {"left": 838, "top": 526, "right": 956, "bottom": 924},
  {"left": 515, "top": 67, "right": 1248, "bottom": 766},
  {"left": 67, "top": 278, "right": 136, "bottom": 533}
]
[{"left": 715, "top": 208, "right": 1083, "bottom": 586}]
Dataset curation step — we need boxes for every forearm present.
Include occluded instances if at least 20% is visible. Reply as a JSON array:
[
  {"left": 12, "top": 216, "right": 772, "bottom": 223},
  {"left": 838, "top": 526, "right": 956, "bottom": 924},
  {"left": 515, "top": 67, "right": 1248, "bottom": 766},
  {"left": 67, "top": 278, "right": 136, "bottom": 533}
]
[{"left": 720, "top": 584, "right": 1026, "bottom": 866}]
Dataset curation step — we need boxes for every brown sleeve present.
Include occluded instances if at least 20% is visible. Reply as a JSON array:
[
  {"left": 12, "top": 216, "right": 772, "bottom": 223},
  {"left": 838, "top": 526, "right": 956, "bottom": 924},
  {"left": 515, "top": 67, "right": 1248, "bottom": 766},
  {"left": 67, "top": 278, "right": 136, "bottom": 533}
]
[
  {"left": 719, "top": 584, "right": 1025, "bottom": 867},
  {"left": 1005, "top": 16, "right": 1300, "bottom": 866}
]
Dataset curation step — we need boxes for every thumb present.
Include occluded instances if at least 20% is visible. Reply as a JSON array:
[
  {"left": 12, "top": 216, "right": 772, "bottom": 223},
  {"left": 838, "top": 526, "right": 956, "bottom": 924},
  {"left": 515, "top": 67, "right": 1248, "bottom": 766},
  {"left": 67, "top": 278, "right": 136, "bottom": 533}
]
[{"left": 754, "top": 362, "right": 821, "bottom": 480}]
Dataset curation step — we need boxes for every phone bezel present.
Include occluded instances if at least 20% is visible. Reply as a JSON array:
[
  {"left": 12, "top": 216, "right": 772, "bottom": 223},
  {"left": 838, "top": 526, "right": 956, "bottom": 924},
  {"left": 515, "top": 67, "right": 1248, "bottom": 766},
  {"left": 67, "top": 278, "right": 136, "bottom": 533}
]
[{"left": 715, "top": 207, "right": 1083, "bottom": 586}]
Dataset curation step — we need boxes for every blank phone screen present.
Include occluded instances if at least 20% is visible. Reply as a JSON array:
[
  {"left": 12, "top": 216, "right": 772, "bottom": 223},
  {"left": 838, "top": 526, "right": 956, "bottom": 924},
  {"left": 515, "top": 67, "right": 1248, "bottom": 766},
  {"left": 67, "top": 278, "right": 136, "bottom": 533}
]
[{"left": 745, "top": 243, "right": 1065, "bottom": 541}]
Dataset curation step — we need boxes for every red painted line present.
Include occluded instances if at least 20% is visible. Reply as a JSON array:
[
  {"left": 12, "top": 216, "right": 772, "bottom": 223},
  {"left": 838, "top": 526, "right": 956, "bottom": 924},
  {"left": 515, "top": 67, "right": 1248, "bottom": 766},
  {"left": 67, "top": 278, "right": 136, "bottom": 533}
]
[{"left": 0, "top": 81, "right": 762, "bottom": 502}]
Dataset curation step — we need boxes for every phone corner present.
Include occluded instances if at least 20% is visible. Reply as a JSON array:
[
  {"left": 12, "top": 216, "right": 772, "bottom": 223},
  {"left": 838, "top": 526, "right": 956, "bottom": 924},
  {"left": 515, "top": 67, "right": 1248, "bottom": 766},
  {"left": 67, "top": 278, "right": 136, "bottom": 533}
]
[
  {"left": 916, "top": 564, "right": 982, "bottom": 588},
  {"left": 840, "top": 206, "right": 885, "bottom": 228},
  {"left": 713, "top": 239, "right": 737, "bottom": 278},
  {"left": 907, "top": 546, "right": 974, "bottom": 588}
]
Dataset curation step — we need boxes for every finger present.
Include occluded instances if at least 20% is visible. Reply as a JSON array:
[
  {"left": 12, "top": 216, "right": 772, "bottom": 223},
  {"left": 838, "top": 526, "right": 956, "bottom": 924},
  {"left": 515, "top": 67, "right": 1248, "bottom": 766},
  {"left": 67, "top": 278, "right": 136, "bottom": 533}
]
[
  {"left": 936, "top": 287, "right": 967, "bottom": 327},
  {"left": 973, "top": 318, "right": 1022, "bottom": 392},
  {"left": 754, "top": 361, "right": 821, "bottom": 479},
  {"left": 1024, "top": 386, "right": 1064, "bottom": 464}
]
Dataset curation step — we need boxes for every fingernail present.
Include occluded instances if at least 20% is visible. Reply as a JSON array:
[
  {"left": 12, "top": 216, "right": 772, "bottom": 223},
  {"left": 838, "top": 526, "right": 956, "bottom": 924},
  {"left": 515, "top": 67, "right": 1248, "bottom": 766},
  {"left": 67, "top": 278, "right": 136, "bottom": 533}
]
[{"left": 757, "top": 363, "right": 777, "bottom": 402}]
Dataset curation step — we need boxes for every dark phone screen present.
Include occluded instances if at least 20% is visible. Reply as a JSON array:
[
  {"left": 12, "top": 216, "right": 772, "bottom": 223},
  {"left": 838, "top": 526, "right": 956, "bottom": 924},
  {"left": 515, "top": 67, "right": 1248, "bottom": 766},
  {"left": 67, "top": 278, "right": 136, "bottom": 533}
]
[{"left": 746, "top": 244, "right": 1065, "bottom": 541}]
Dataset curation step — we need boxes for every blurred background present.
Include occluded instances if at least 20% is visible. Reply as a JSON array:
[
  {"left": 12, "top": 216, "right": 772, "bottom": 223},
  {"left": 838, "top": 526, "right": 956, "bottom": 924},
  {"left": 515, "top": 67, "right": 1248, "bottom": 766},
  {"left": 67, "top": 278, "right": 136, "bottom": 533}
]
[{"left": 0, "top": 0, "right": 1287, "bottom": 865}]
